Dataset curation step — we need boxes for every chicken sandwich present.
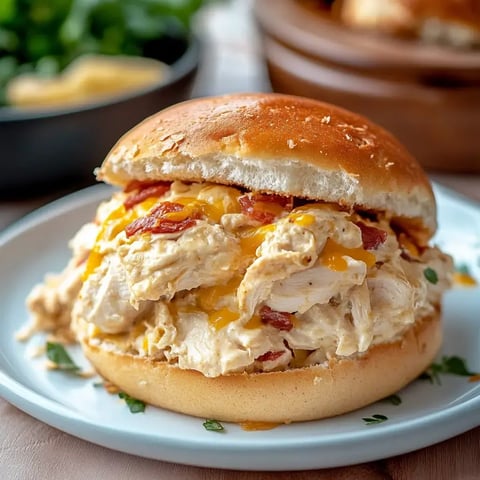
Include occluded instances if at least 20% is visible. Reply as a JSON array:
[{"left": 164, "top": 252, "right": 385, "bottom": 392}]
[{"left": 27, "top": 93, "right": 453, "bottom": 423}]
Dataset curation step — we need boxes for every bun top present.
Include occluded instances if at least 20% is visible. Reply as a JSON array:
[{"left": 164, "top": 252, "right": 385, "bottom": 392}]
[{"left": 97, "top": 93, "right": 436, "bottom": 240}]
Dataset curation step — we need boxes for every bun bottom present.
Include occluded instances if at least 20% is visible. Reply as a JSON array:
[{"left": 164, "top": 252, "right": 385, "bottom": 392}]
[{"left": 81, "top": 312, "right": 442, "bottom": 423}]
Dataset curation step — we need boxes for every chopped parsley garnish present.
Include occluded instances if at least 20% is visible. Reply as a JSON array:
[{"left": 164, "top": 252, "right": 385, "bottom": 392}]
[
  {"left": 456, "top": 263, "right": 471, "bottom": 275},
  {"left": 440, "top": 356, "right": 478, "bottom": 376},
  {"left": 423, "top": 267, "right": 438, "bottom": 284},
  {"left": 362, "top": 414, "right": 388, "bottom": 425},
  {"left": 92, "top": 381, "right": 104, "bottom": 388},
  {"left": 203, "top": 419, "right": 225, "bottom": 432},
  {"left": 420, "top": 355, "right": 478, "bottom": 385},
  {"left": 46, "top": 342, "right": 81, "bottom": 374},
  {"left": 419, "top": 369, "right": 441, "bottom": 385},
  {"left": 118, "top": 392, "right": 146, "bottom": 413},
  {"left": 383, "top": 394, "right": 402, "bottom": 406}
]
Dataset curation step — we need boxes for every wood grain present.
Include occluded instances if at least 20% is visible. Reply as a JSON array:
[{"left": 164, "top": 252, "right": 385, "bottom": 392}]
[
  {"left": 386, "top": 426, "right": 480, "bottom": 480},
  {"left": 1, "top": 397, "right": 478, "bottom": 479}
]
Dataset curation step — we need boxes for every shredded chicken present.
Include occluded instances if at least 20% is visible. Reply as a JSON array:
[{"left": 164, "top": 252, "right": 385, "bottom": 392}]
[{"left": 25, "top": 181, "right": 453, "bottom": 377}]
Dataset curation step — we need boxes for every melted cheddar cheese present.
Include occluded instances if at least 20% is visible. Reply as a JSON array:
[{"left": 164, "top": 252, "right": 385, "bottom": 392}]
[
  {"left": 289, "top": 212, "right": 316, "bottom": 227},
  {"left": 82, "top": 198, "right": 158, "bottom": 280},
  {"left": 196, "top": 277, "right": 243, "bottom": 330},
  {"left": 320, "top": 238, "right": 376, "bottom": 271},
  {"left": 239, "top": 224, "right": 276, "bottom": 258},
  {"left": 453, "top": 271, "right": 477, "bottom": 287}
]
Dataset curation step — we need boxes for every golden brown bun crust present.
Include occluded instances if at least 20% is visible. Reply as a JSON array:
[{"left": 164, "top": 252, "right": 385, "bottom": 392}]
[
  {"left": 81, "top": 312, "right": 441, "bottom": 423},
  {"left": 97, "top": 93, "right": 436, "bottom": 241}
]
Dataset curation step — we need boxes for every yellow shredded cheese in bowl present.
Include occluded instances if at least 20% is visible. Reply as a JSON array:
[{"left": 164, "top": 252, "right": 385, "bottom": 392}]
[{"left": 7, "top": 54, "right": 170, "bottom": 109}]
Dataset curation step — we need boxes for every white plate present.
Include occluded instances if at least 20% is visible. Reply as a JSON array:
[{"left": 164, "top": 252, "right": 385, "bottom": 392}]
[{"left": 0, "top": 184, "right": 479, "bottom": 471}]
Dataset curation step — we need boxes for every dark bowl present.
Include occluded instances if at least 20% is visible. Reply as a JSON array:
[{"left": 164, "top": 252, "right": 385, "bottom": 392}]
[
  {"left": 254, "top": 0, "right": 480, "bottom": 173},
  {"left": 0, "top": 37, "right": 200, "bottom": 194}
]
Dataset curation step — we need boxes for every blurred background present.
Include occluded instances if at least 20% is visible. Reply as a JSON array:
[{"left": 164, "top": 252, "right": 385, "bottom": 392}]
[
  {"left": 0, "top": 0, "right": 209, "bottom": 194},
  {"left": 0, "top": 0, "right": 479, "bottom": 219},
  {"left": 254, "top": 0, "right": 480, "bottom": 173}
]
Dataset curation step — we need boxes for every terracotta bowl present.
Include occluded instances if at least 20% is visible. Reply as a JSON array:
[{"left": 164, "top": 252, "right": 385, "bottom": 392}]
[{"left": 254, "top": 0, "right": 480, "bottom": 172}]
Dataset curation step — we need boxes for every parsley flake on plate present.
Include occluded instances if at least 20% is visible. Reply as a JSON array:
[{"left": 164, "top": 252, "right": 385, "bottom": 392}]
[
  {"left": 362, "top": 414, "right": 388, "bottom": 425},
  {"left": 383, "top": 394, "right": 402, "bottom": 406},
  {"left": 203, "top": 419, "right": 225, "bottom": 432},
  {"left": 46, "top": 342, "right": 81, "bottom": 374},
  {"left": 118, "top": 392, "right": 146, "bottom": 413},
  {"left": 456, "top": 263, "right": 471, "bottom": 275},
  {"left": 420, "top": 355, "right": 478, "bottom": 385}
]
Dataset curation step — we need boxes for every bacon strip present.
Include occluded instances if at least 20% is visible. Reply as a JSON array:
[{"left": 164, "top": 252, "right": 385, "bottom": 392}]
[
  {"left": 355, "top": 221, "right": 387, "bottom": 250},
  {"left": 238, "top": 193, "right": 293, "bottom": 224},
  {"left": 150, "top": 201, "right": 184, "bottom": 216},
  {"left": 255, "top": 351, "right": 284, "bottom": 362},
  {"left": 125, "top": 201, "right": 198, "bottom": 237},
  {"left": 260, "top": 305, "right": 294, "bottom": 331},
  {"left": 124, "top": 181, "right": 171, "bottom": 210}
]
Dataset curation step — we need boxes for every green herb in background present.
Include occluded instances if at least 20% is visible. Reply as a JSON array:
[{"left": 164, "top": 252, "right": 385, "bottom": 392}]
[
  {"left": 118, "top": 392, "right": 146, "bottom": 413},
  {"left": 203, "top": 419, "right": 224, "bottom": 432},
  {"left": 420, "top": 355, "right": 478, "bottom": 385},
  {"left": 423, "top": 267, "right": 438, "bottom": 284},
  {"left": 362, "top": 414, "right": 388, "bottom": 425},
  {"left": 46, "top": 341, "right": 81, "bottom": 374},
  {"left": 0, "top": 0, "right": 214, "bottom": 105}
]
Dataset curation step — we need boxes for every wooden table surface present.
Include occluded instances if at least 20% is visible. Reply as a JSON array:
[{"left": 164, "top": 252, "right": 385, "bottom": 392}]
[{"left": 1, "top": 1, "right": 479, "bottom": 478}]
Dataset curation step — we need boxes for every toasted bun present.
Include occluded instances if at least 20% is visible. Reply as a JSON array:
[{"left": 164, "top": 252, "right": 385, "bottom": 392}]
[
  {"left": 80, "top": 312, "right": 441, "bottom": 423},
  {"left": 97, "top": 93, "right": 436, "bottom": 241}
]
